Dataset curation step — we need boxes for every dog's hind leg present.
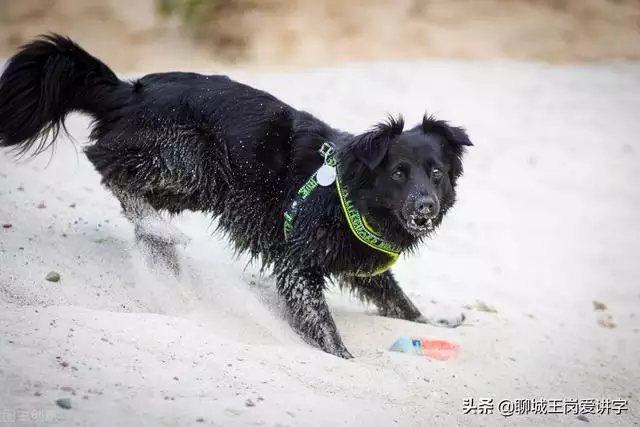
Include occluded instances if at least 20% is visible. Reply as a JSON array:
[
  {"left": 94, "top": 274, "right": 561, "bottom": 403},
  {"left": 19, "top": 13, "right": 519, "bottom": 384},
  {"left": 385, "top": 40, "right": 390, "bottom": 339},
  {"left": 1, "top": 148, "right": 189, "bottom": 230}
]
[{"left": 108, "top": 185, "right": 190, "bottom": 273}]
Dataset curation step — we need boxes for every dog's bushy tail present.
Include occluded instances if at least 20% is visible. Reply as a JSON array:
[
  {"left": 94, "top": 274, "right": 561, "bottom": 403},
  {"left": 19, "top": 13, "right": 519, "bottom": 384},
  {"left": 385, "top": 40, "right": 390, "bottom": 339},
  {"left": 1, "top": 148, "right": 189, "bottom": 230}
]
[{"left": 0, "top": 33, "right": 127, "bottom": 156}]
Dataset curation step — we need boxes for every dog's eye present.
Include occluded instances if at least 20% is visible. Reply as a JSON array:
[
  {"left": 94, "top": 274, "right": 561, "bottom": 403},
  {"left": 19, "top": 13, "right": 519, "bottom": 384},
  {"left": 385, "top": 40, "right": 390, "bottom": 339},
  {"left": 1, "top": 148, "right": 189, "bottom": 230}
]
[
  {"left": 432, "top": 168, "right": 443, "bottom": 181},
  {"left": 391, "top": 169, "right": 406, "bottom": 181}
]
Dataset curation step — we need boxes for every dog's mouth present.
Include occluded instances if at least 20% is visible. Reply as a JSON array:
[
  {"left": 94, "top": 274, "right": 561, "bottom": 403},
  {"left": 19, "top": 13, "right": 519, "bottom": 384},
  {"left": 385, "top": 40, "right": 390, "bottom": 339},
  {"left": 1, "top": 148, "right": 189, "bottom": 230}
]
[{"left": 402, "top": 214, "right": 435, "bottom": 236}]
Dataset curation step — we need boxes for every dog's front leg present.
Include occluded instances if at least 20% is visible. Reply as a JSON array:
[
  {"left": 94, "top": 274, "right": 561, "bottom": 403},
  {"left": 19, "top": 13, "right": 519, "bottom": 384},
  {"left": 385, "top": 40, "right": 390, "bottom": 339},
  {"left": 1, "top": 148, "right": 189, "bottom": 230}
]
[
  {"left": 347, "top": 271, "right": 465, "bottom": 328},
  {"left": 277, "top": 268, "right": 353, "bottom": 359}
]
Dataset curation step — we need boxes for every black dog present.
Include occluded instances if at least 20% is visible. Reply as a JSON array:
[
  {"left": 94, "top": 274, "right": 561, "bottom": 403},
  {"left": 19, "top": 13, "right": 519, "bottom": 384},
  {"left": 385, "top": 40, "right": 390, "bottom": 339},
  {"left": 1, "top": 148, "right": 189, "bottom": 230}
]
[{"left": 0, "top": 34, "right": 473, "bottom": 358}]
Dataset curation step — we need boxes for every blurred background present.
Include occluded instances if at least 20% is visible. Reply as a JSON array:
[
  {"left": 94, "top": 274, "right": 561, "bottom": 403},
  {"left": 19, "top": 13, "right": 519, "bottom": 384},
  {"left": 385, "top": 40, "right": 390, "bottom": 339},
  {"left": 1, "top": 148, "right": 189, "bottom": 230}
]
[{"left": 1, "top": 0, "right": 640, "bottom": 72}]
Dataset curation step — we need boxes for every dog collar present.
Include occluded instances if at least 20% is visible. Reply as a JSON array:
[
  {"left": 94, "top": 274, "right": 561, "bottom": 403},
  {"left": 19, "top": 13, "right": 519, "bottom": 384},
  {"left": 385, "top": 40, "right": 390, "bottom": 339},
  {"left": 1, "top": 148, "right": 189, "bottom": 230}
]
[{"left": 283, "top": 142, "right": 401, "bottom": 276}]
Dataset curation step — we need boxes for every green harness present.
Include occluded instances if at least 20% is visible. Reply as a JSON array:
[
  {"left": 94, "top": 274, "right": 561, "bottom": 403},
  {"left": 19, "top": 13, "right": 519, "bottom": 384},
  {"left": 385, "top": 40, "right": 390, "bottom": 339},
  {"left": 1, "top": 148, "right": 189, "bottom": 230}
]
[{"left": 283, "top": 142, "right": 401, "bottom": 276}]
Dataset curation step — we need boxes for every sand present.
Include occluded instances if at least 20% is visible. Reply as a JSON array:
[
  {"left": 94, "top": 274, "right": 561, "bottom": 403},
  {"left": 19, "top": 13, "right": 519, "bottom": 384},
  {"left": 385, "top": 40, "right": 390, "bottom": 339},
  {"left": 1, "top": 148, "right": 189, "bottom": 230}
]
[{"left": 1, "top": 61, "right": 640, "bottom": 426}]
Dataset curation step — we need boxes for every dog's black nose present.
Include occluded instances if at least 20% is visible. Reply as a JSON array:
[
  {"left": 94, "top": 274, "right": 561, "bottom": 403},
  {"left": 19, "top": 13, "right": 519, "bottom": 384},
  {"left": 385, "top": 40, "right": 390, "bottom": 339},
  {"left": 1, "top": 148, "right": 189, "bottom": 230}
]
[{"left": 414, "top": 196, "right": 437, "bottom": 216}]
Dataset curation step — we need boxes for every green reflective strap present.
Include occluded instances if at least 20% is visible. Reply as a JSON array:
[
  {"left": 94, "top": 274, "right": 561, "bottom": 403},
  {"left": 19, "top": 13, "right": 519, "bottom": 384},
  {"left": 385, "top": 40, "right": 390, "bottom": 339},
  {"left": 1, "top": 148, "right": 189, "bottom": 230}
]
[
  {"left": 337, "top": 184, "right": 401, "bottom": 255},
  {"left": 283, "top": 173, "right": 319, "bottom": 239},
  {"left": 298, "top": 175, "right": 318, "bottom": 199},
  {"left": 283, "top": 212, "right": 294, "bottom": 238}
]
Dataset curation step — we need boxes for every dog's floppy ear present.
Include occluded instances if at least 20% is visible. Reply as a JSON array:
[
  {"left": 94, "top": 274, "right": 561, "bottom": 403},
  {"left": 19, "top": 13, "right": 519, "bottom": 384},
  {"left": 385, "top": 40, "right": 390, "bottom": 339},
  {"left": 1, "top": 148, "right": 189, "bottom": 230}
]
[
  {"left": 422, "top": 114, "right": 473, "bottom": 148},
  {"left": 422, "top": 114, "right": 473, "bottom": 181},
  {"left": 348, "top": 114, "right": 404, "bottom": 170}
]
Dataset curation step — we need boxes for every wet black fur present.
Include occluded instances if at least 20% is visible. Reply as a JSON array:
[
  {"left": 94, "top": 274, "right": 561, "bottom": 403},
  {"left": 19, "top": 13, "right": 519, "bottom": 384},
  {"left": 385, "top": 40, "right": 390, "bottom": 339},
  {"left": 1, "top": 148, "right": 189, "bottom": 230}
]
[{"left": 0, "top": 34, "right": 473, "bottom": 358}]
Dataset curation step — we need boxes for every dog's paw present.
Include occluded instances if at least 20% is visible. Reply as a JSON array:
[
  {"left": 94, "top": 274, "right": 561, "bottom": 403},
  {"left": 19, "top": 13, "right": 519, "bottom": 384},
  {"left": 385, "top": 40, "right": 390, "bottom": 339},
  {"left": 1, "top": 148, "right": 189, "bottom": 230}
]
[
  {"left": 414, "top": 312, "right": 465, "bottom": 328},
  {"left": 331, "top": 346, "right": 354, "bottom": 359},
  {"left": 316, "top": 337, "right": 354, "bottom": 359}
]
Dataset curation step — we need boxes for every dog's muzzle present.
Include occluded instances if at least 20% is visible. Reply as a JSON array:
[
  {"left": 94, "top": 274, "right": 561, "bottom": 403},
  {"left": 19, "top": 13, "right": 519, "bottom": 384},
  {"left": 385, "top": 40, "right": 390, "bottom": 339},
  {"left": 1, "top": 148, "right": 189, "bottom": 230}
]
[{"left": 403, "top": 195, "right": 439, "bottom": 235}]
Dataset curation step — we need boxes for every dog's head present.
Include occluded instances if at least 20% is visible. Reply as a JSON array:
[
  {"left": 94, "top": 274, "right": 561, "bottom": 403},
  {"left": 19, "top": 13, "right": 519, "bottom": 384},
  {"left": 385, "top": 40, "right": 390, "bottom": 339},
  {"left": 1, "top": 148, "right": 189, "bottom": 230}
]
[{"left": 338, "top": 114, "right": 472, "bottom": 240}]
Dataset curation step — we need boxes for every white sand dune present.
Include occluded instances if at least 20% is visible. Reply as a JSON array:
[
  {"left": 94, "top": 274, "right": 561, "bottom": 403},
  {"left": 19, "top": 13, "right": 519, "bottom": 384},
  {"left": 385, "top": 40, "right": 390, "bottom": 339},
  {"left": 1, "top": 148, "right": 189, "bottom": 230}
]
[{"left": 1, "top": 61, "right": 639, "bottom": 426}]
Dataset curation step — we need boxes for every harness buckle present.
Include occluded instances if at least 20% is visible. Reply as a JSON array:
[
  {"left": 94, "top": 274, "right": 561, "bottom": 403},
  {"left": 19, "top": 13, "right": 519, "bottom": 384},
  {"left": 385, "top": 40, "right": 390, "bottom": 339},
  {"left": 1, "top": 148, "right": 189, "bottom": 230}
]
[{"left": 319, "top": 142, "right": 335, "bottom": 159}]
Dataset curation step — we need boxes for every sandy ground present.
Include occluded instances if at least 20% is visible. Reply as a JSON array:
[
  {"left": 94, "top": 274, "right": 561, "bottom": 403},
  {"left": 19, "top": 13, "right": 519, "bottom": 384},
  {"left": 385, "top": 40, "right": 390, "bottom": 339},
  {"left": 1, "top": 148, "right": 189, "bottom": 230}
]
[{"left": 1, "top": 60, "right": 640, "bottom": 426}]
